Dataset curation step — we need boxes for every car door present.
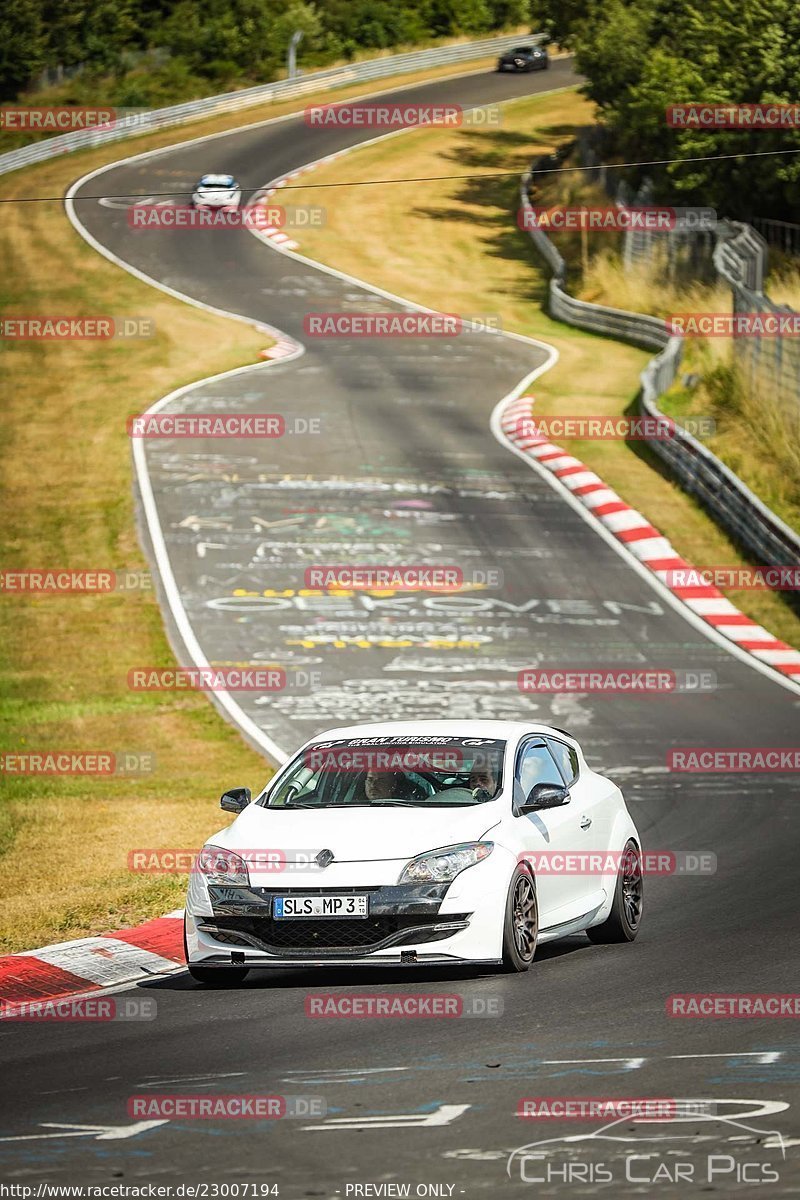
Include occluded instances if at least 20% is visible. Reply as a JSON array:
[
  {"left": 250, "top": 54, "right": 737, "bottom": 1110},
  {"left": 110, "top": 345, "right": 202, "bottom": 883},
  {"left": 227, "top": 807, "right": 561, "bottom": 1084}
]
[
  {"left": 546, "top": 736, "right": 617, "bottom": 853},
  {"left": 545, "top": 736, "right": 608, "bottom": 844},
  {"left": 513, "top": 738, "right": 589, "bottom": 928},
  {"left": 545, "top": 735, "right": 616, "bottom": 909}
]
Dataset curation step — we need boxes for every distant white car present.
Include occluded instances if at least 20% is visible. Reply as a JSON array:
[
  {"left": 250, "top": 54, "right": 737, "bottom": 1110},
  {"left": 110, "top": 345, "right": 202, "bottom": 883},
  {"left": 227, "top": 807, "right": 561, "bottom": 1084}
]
[
  {"left": 184, "top": 720, "right": 643, "bottom": 985},
  {"left": 191, "top": 173, "right": 242, "bottom": 210}
]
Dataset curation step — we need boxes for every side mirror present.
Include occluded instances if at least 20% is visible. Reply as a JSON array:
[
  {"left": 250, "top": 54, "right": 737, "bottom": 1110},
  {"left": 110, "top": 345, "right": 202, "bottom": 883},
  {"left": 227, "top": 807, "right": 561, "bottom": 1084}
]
[
  {"left": 220, "top": 786, "right": 251, "bottom": 813},
  {"left": 520, "top": 782, "right": 570, "bottom": 812}
]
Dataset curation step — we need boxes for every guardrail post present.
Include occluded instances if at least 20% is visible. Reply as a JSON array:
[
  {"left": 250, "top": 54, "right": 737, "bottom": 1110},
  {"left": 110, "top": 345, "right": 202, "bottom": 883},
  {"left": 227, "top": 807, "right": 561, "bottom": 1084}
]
[{"left": 287, "top": 31, "right": 304, "bottom": 80}]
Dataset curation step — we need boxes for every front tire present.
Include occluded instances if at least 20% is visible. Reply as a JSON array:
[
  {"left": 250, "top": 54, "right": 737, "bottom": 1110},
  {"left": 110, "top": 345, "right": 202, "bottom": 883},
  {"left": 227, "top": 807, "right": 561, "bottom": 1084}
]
[
  {"left": 501, "top": 867, "right": 538, "bottom": 972},
  {"left": 184, "top": 921, "right": 250, "bottom": 987},
  {"left": 587, "top": 840, "right": 643, "bottom": 944}
]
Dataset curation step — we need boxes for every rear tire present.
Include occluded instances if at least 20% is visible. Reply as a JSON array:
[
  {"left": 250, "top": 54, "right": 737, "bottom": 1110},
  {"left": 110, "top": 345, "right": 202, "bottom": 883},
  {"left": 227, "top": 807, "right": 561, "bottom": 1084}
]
[
  {"left": 184, "top": 920, "right": 250, "bottom": 987},
  {"left": 501, "top": 867, "right": 538, "bottom": 972},
  {"left": 586, "top": 840, "right": 643, "bottom": 944}
]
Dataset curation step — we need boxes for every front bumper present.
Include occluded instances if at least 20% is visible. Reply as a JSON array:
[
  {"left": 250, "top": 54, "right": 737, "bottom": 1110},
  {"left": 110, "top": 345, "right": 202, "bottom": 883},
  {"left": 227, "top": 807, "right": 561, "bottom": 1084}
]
[
  {"left": 186, "top": 845, "right": 515, "bottom": 966},
  {"left": 498, "top": 58, "right": 547, "bottom": 70},
  {"left": 188, "top": 872, "right": 510, "bottom": 965},
  {"left": 187, "top": 948, "right": 504, "bottom": 970},
  {"left": 192, "top": 197, "right": 241, "bottom": 210}
]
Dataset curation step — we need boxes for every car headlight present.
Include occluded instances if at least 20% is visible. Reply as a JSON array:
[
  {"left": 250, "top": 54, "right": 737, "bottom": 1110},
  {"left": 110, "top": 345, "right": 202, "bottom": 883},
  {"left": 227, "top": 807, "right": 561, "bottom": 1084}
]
[
  {"left": 197, "top": 844, "right": 250, "bottom": 886},
  {"left": 399, "top": 842, "right": 493, "bottom": 884}
]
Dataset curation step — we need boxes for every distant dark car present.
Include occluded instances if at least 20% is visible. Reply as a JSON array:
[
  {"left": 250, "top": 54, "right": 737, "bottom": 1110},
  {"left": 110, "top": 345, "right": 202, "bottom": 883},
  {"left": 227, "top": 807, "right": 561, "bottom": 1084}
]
[{"left": 497, "top": 45, "right": 549, "bottom": 72}]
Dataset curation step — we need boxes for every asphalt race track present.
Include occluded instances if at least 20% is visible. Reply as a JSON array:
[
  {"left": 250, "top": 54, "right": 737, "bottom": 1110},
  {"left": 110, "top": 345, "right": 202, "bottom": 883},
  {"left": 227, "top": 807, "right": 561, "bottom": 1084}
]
[{"left": 2, "top": 59, "right": 799, "bottom": 1196}]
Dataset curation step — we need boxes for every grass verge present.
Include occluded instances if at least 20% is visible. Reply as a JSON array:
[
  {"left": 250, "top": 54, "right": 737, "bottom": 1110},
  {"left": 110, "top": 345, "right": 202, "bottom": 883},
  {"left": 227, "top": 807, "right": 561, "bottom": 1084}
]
[
  {"left": 292, "top": 86, "right": 800, "bottom": 648},
  {"left": 0, "top": 158, "right": 275, "bottom": 953},
  {"left": 576, "top": 258, "right": 800, "bottom": 538}
]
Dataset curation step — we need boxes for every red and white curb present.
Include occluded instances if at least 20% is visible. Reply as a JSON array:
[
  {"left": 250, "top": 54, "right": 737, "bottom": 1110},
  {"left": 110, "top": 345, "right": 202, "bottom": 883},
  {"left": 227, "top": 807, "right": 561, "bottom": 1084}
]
[
  {"left": 0, "top": 912, "right": 184, "bottom": 1008},
  {"left": 501, "top": 395, "right": 800, "bottom": 681},
  {"left": 250, "top": 152, "right": 346, "bottom": 254},
  {"left": 258, "top": 328, "right": 300, "bottom": 361}
]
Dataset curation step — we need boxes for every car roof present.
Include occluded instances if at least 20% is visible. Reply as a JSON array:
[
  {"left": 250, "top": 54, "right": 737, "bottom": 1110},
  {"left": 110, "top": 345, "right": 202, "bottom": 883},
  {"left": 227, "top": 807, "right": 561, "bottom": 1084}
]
[{"left": 302, "top": 719, "right": 578, "bottom": 745}]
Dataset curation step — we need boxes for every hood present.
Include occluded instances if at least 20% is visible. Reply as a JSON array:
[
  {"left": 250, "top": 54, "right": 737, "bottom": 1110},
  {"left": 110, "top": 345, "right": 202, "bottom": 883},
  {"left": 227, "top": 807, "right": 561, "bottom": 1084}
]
[{"left": 209, "top": 800, "right": 501, "bottom": 865}]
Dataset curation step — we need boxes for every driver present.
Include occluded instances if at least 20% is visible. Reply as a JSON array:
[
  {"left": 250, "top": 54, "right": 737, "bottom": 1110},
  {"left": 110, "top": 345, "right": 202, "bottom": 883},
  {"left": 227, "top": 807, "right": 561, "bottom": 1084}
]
[
  {"left": 468, "top": 755, "right": 500, "bottom": 800},
  {"left": 364, "top": 769, "right": 405, "bottom": 801}
]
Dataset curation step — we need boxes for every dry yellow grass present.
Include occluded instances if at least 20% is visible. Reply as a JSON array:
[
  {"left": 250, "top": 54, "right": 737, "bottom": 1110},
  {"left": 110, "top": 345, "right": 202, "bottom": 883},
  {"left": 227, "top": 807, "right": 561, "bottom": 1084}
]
[
  {"left": 765, "top": 262, "right": 800, "bottom": 310},
  {"left": 0, "top": 155, "right": 278, "bottom": 951}
]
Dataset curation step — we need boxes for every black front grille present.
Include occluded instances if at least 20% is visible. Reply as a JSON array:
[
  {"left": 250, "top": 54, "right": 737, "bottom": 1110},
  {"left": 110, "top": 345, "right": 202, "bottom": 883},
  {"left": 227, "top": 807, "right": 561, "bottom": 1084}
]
[{"left": 201, "top": 913, "right": 467, "bottom": 953}]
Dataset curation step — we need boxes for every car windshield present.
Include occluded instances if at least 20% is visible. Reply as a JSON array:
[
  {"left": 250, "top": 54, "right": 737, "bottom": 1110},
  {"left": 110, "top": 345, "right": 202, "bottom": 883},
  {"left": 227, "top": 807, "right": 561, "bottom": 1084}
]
[
  {"left": 198, "top": 176, "right": 236, "bottom": 189},
  {"left": 261, "top": 737, "right": 506, "bottom": 809},
  {"left": 513, "top": 46, "right": 534, "bottom": 53}
]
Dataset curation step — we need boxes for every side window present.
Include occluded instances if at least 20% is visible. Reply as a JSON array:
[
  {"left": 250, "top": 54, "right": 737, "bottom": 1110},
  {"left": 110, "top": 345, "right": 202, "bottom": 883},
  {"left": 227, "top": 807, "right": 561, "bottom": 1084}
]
[
  {"left": 516, "top": 742, "right": 564, "bottom": 799},
  {"left": 546, "top": 738, "right": 579, "bottom": 786}
]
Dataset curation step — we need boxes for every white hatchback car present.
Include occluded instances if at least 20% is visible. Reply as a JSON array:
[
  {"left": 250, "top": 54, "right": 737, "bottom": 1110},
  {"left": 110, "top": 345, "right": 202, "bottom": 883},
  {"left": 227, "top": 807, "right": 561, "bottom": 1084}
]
[
  {"left": 191, "top": 173, "right": 242, "bottom": 210},
  {"left": 184, "top": 721, "right": 643, "bottom": 984}
]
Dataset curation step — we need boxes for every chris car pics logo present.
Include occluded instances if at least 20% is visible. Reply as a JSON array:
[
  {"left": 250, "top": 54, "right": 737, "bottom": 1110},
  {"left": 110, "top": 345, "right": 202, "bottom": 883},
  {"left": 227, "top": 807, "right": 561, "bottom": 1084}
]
[{"left": 507, "top": 1107, "right": 787, "bottom": 1185}]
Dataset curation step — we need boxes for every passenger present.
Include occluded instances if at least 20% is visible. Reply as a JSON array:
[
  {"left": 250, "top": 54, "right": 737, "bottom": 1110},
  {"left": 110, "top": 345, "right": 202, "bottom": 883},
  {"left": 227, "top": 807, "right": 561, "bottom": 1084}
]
[{"left": 468, "top": 756, "right": 500, "bottom": 800}]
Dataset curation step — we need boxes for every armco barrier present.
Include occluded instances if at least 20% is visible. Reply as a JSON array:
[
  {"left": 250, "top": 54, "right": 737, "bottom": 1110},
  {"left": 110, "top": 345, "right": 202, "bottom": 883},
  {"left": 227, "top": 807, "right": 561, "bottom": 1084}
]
[
  {"left": 0, "top": 33, "right": 541, "bottom": 179},
  {"left": 519, "top": 172, "right": 800, "bottom": 569}
]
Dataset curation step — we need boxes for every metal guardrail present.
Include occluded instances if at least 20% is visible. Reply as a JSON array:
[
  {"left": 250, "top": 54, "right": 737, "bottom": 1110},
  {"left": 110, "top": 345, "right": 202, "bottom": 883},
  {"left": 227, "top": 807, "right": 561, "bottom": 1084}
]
[
  {"left": 520, "top": 173, "right": 800, "bottom": 568},
  {"left": 753, "top": 216, "right": 800, "bottom": 260},
  {"left": 714, "top": 221, "right": 768, "bottom": 294},
  {"left": 0, "top": 33, "right": 541, "bottom": 179}
]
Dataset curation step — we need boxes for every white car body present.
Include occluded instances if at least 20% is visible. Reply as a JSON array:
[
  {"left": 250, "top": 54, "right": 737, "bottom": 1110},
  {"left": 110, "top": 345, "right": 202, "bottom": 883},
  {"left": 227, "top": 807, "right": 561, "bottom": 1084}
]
[
  {"left": 185, "top": 720, "right": 641, "bottom": 972},
  {"left": 191, "top": 173, "right": 242, "bottom": 210}
]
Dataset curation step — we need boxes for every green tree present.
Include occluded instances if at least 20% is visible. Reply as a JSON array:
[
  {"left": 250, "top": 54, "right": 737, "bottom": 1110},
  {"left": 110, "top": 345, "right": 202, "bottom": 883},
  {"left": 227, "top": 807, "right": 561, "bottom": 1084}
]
[
  {"left": 533, "top": 0, "right": 800, "bottom": 220},
  {"left": 0, "top": 0, "right": 44, "bottom": 98}
]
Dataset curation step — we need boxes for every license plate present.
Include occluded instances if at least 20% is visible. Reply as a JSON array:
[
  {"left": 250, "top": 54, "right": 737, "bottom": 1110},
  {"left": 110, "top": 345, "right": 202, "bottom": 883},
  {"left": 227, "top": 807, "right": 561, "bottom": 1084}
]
[{"left": 273, "top": 895, "right": 369, "bottom": 919}]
